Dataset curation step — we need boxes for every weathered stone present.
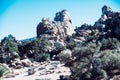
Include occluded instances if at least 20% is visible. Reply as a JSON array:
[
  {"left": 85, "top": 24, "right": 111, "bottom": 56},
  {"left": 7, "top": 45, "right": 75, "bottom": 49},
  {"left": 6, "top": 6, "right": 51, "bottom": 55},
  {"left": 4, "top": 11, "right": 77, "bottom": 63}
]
[
  {"left": 37, "top": 10, "right": 74, "bottom": 41},
  {"left": 110, "top": 13, "right": 120, "bottom": 39},
  {"left": 92, "top": 5, "right": 120, "bottom": 40},
  {"left": 102, "top": 5, "right": 114, "bottom": 19},
  {"left": 21, "top": 59, "right": 32, "bottom": 67},
  {"left": 37, "top": 17, "right": 58, "bottom": 37}
]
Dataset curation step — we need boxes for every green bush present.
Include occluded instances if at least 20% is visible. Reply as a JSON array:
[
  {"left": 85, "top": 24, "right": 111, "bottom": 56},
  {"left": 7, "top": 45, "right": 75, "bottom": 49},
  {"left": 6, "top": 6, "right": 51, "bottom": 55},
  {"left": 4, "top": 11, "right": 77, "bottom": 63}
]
[
  {"left": 70, "top": 46, "right": 96, "bottom": 79},
  {"left": 0, "top": 64, "right": 9, "bottom": 80},
  {"left": 101, "top": 50, "right": 120, "bottom": 70},
  {"left": 1, "top": 35, "right": 18, "bottom": 53},
  {"left": 0, "top": 35, "right": 18, "bottom": 64},
  {"left": 59, "top": 49, "right": 72, "bottom": 63},
  {"left": 35, "top": 53, "right": 50, "bottom": 62},
  {"left": 32, "top": 37, "right": 52, "bottom": 62},
  {"left": 100, "top": 38, "right": 120, "bottom": 50}
]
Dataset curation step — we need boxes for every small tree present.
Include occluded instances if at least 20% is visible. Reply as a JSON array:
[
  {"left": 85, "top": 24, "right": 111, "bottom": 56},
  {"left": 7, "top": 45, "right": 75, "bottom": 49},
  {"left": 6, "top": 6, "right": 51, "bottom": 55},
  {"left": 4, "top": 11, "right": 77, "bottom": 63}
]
[
  {"left": 0, "top": 35, "right": 18, "bottom": 63},
  {"left": 1, "top": 35, "right": 18, "bottom": 53},
  {"left": 32, "top": 37, "right": 51, "bottom": 62}
]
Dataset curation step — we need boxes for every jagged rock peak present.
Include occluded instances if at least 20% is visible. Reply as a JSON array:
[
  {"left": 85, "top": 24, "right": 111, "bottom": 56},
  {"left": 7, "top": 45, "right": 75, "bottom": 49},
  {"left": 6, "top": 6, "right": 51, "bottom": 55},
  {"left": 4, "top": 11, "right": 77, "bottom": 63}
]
[
  {"left": 54, "top": 10, "right": 74, "bottom": 36},
  {"left": 102, "top": 5, "right": 113, "bottom": 14},
  {"left": 101, "top": 5, "right": 114, "bottom": 18},
  {"left": 54, "top": 10, "right": 72, "bottom": 23}
]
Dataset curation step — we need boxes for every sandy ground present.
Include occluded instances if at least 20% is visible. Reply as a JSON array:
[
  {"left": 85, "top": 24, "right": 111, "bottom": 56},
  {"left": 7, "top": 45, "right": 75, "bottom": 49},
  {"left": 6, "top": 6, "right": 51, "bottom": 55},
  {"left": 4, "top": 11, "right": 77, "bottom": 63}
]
[{"left": 4, "top": 61, "right": 71, "bottom": 80}]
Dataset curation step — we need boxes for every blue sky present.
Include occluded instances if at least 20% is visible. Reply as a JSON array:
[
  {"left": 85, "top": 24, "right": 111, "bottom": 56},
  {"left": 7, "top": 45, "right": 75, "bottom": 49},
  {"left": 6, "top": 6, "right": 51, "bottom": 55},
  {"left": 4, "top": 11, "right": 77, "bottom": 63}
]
[{"left": 0, "top": 0, "right": 120, "bottom": 40}]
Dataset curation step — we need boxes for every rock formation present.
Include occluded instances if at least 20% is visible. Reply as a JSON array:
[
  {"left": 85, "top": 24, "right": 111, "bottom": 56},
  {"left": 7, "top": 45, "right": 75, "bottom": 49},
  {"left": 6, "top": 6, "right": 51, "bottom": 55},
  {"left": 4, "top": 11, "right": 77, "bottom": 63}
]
[
  {"left": 54, "top": 10, "right": 74, "bottom": 36},
  {"left": 37, "top": 17, "right": 58, "bottom": 37},
  {"left": 94, "top": 5, "right": 120, "bottom": 40},
  {"left": 37, "top": 10, "right": 74, "bottom": 41},
  {"left": 110, "top": 13, "right": 120, "bottom": 39}
]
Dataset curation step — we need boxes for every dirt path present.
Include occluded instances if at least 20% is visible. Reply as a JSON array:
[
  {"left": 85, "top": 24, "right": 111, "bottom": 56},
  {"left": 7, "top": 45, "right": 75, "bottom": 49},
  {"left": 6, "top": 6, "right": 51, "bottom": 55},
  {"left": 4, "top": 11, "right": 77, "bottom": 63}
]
[{"left": 4, "top": 61, "right": 71, "bottom": 80}]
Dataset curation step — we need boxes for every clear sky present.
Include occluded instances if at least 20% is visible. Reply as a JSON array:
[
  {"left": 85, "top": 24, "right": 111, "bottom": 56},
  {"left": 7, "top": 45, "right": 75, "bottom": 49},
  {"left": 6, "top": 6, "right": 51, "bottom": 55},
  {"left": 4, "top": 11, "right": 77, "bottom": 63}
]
[{"left": 0, "top": 0, "right": 120, "bottom": 40}]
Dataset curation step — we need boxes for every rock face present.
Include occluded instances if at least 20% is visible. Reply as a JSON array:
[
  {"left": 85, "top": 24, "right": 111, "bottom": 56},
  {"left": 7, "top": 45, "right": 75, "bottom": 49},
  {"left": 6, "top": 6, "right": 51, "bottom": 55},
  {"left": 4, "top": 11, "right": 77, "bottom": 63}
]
[
  {"left": 102, "top": 5, "right": 113, "bottom": 17},
  {"left": 54, "top": 10, "right": 74, "bottom": 36},
  {"left": 93, "top": 5, "right": 120, "bottom": 40},
  {"left": 37, "top": 10, "right": 74, "bottom": 40},
  {"left": 110, "top": 13, "right": 120, "bottom": 39},
  {"left": 37, "top": 17, "right": 58, "bottom": 37}
]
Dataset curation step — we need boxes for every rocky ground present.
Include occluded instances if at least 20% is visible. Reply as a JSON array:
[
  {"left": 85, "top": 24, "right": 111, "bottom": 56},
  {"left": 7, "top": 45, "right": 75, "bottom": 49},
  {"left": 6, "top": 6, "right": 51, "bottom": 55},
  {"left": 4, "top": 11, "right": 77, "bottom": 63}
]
[{"left": 4, "top": 61, "right": 71, "bottom": 80}]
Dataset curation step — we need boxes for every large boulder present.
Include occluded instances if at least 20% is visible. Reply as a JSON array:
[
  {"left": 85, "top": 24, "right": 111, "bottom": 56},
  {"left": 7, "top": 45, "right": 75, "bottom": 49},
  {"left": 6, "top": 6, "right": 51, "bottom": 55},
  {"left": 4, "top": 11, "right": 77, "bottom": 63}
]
[
  {"left": 37, "top": 17, "right": 58, "bottom": 37},
  {"left": 21, "top": 58, "right": 32, "bottom": 67}
]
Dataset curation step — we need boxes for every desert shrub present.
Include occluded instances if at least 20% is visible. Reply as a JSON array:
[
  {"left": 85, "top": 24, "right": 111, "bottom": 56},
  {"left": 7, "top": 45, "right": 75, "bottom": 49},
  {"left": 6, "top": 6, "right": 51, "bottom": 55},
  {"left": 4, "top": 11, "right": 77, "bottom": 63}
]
[
  {"left": 90, "top": 50, "right": 120, "bottom": 79},
  {"left": 91, "top": 49, "right": 120, "bottom": 79},
  {"left": 85, "top": 35, "right": 95, "bottom": 43},
  {"left": 54, "top": 41, "right": 66, "bottom": 51},
  {"left": 72, "top": 47, "right": 93, "bottom": 58},
  {"left": 66, "top": 42, "right": 103, "bottom": 80},
  {"left": 32, "top": 37, "right": 51, "bottom": 62},
  {"left": 18, "top": 39, "right": 33, "bottom": 58},
  {"left": 0, "top": 64, "right": 9, "bottom": 79},
  {"left": 72, "top": 42, "right": 98, "bottom": 58},
  {"left": 100, "top": 38, "right": 120, "bottom": 50},
  {"left": 1, "top": 35, "right": 18, "bottom": 53},
  {"left": 101, "top": 69, "right": 108, "bottom": 79},
  {"left": 32, "top": 37, "right": 52, "bottom": 53},
  {"left": 92, "top": 57, "right": 108, "bottom": 79},
  {"left": 0, "top": 35, "right": 18, "bottom": 64},
  {"left": 59, "top": 49, "right": 72, "bottom": 63},
  {"left": 101, "top": 50, "right": 120, "bottom": 70},
  {"left": 70, "top": 45, "right": 96, "bottom": 80},
  {"left": 35, "top": 53, "right": 50, "bottom": 62},
  {"left": 65, "top": 36, "right": 76, "bottom": 50}
]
